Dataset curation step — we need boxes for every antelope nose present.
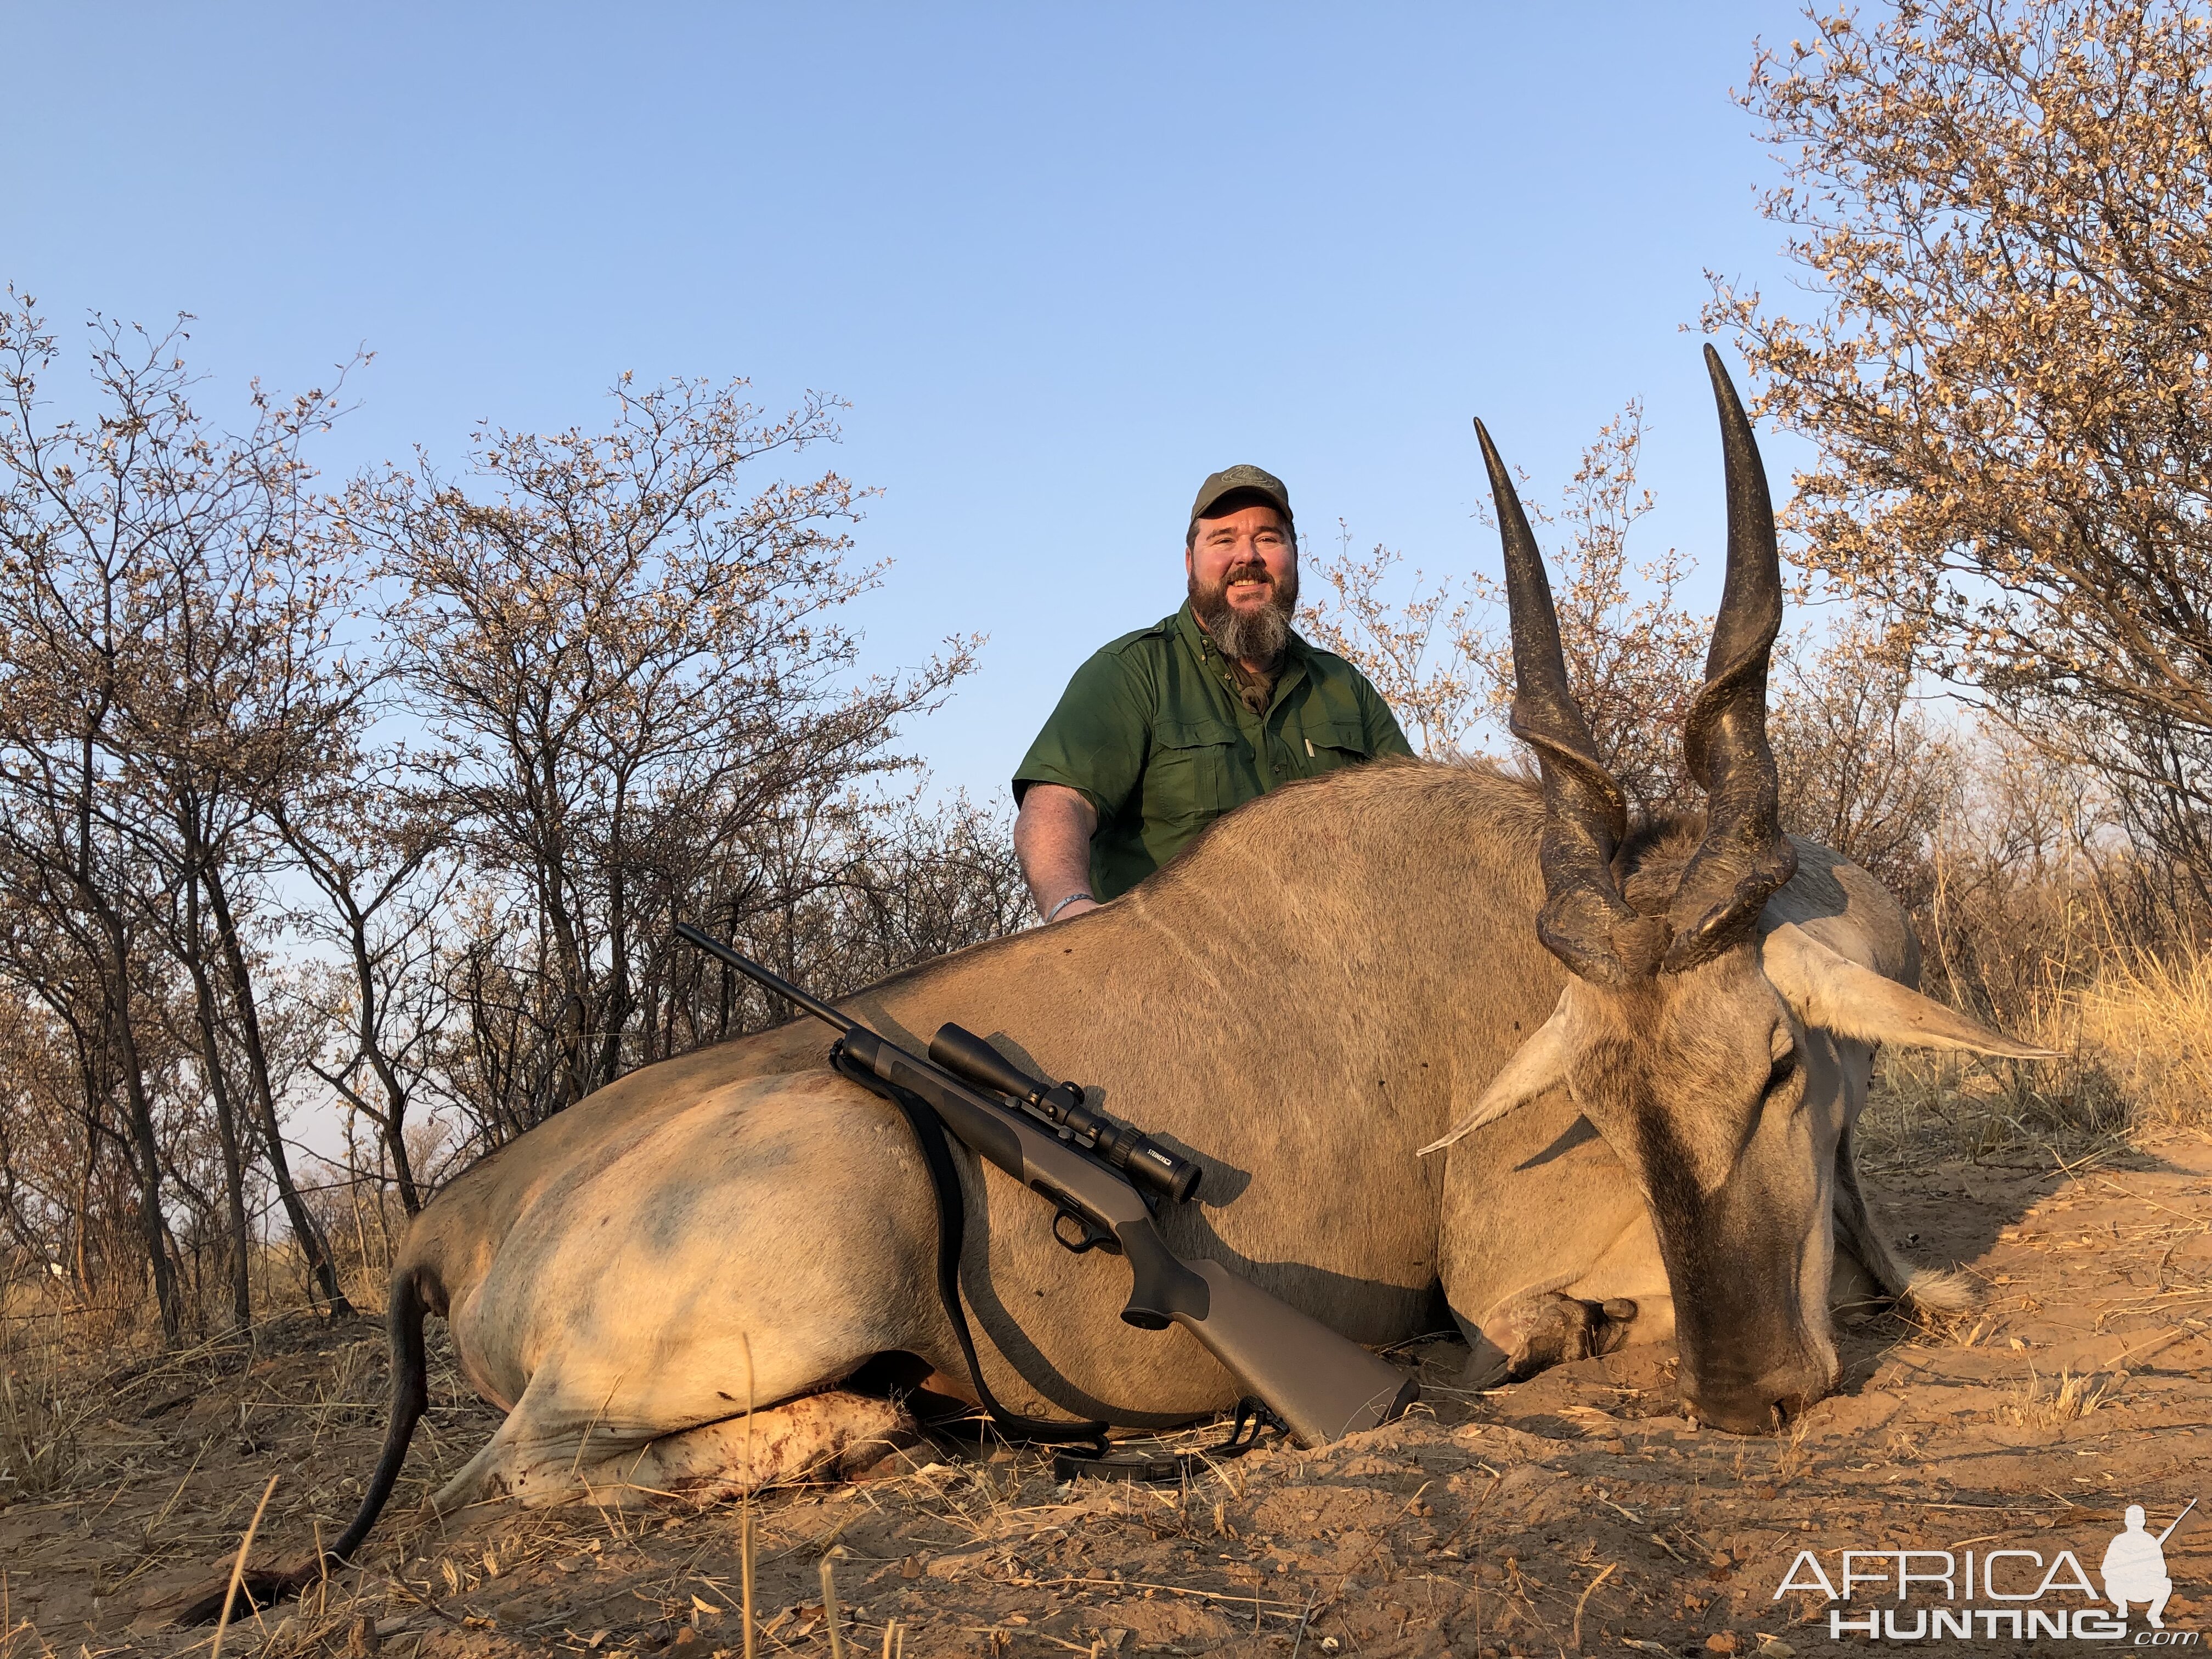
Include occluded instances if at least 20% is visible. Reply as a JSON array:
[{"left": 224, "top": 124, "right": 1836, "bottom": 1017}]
[{"left": 1682, "top": 1362, "right": 1833, "bottom": 1436}]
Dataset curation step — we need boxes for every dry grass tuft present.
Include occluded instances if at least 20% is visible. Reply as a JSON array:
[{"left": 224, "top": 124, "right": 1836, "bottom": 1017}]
[
  {"left": 2000, "top": 1363, "right": 2121, "bottom": 1429},
  {"left": 0, "top": 1348, "right": 87, "bottom": 1500},
  {"left": 2068, "top": 944, "right": 2212, "bottom": 1126},
  {"left": 1864, "top": 939, "right": 2212, "bottom": 1160}
]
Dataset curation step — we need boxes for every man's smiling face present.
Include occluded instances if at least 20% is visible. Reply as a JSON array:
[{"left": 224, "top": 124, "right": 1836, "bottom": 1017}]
[{"left": 1185, "top": 501, "right": 1296, "bottom": 619}]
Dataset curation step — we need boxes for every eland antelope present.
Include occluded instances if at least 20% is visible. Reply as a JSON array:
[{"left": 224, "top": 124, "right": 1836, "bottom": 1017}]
[{"left": 329, "top": 349, "right": 2047, "bottom": 1562}]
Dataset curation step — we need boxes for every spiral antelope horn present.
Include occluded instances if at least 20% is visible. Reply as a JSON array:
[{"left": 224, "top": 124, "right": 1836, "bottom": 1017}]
[
  {"left": 1475, "top": 416, "right": 1649, "bottom": 984},
  {"left": 1662, "top": 347, "right": 1798, "bottom": 971}
]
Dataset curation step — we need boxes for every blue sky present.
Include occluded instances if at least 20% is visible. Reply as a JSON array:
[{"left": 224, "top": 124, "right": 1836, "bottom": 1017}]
[{"left": 5, "top": 3, "right": 1814, "bottom": 798}]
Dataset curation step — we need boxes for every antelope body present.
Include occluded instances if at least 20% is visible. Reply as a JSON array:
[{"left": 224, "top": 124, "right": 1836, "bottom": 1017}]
[{"left": 329, "top": 353, "right": 2046, "bottom": 1559}]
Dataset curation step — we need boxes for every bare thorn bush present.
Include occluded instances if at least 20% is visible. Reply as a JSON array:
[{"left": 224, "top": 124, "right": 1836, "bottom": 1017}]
[{"left": 0, "top": 306, "right": 1026, "bottom": 1359}]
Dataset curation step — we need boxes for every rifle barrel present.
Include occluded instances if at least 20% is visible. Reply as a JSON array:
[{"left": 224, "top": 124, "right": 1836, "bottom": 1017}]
[
  {"left": 673, "top": 922, "right": 857, "bottom": 1035},
  {"left": 2158, "top": 1497, "right": 2198, "bottom": 1545}
]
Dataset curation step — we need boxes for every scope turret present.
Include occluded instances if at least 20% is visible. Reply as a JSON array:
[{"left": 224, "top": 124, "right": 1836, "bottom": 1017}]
[{"left": 927, "top": 1024, "right": 1201, "bottom": 1205}]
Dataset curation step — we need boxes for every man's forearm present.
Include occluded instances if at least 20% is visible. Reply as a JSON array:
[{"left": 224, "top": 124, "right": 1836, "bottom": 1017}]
[{"left": 1014, "top": 785, "right": 1101, "bottom": 921}]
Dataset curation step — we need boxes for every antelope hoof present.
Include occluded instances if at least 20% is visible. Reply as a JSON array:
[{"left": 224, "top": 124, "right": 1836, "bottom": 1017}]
[{"left": 1501, "top": 1292, "right": 1639, "bottom": 1381}]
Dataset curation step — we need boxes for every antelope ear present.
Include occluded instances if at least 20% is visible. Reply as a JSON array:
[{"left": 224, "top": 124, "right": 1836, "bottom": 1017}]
[
  {"left": 1762, "top": 922, "right": 2061, "bottom": 1059},
  {"left": 1418, "top": 997, "right": 1575, "bottom": 1155}
]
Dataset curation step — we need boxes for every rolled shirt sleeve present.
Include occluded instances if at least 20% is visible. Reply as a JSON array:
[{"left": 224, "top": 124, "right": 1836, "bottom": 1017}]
[{"left": 1013, "top": 646, "right": 1152, "bottom": 823}]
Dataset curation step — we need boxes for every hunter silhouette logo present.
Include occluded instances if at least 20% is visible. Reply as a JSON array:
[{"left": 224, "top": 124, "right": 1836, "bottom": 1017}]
[{"left": 2105, "top": 1499, "right": 2194, "bottom": 1630}]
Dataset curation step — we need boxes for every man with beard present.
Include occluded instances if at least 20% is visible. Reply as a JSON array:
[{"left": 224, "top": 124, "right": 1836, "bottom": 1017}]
[{"left": 1013, "top": 465, "right": 1411, "bottom": 922}]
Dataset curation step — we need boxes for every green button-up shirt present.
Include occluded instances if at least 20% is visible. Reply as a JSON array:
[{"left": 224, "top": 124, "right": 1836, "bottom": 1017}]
[{"left": 1014, "top": 601, "right": 1414, "bottom": 900}]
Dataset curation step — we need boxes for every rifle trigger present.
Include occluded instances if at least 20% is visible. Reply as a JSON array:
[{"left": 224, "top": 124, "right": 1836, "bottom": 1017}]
[{"left": 1052, "top": 1205, "right": 1115, "bottom": 1255}]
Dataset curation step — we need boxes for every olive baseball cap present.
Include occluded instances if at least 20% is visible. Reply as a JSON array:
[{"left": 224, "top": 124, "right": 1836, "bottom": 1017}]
[{"left": 1189, "top": 464, "right": 1293, "bottom": 532}]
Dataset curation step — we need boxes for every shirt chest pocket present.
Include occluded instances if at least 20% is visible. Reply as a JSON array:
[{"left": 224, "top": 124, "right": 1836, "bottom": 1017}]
[
  {"left": 1301, "top": 715, "right": 1373, "bottom": 773},
  {"left": 1147, "top": 717, "right": 1244, "bottom": 823}
]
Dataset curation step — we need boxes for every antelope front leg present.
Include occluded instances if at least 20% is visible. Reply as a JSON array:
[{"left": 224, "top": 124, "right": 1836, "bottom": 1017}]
[{"left": 1463, "top": 1290, "right": 1641, "bottom": 1387}]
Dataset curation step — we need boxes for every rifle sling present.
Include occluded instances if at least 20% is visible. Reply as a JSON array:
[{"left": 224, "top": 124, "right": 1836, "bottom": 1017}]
[
  {"left": 1049, "top": 1396, "right": 1288, "bottom": 1483},
  {"left": 830, "top": 1046, "right": 1111, "bottom": 1458}
]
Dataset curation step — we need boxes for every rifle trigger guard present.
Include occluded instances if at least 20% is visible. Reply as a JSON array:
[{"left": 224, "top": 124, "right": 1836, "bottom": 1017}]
[
  {"left": 1217, "top": 1396, "right": 1289, "bottom": 1457},
  {"left": 1051, "top": 1204, "right": 1114, "bottom": 1254}
]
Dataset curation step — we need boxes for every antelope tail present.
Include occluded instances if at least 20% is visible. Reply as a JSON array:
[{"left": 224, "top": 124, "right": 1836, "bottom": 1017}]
[{"left": 330, "top": 1263, "right": 430, "bottom": 1562}]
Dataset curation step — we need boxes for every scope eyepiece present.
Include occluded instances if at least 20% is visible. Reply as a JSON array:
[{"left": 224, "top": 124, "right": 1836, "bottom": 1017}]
[{"left": 1113, "top": 1130, "right": 1204, "bottom": 1205}]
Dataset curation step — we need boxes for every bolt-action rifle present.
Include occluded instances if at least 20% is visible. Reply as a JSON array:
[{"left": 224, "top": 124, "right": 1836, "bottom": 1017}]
[{"left": 673, "top": 923, "right": 1416, "bottom": 1448}]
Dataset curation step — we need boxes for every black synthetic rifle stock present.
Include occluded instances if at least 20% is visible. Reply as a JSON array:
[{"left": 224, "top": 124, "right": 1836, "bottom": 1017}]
[{"left": 672, "top": 923, "right": 1416, "bottom": 1446}]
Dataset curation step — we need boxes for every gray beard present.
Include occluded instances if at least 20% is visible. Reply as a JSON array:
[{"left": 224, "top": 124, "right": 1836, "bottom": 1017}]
[{"left": 1192, "top": 570, "right": 1298, "bottom": 664}]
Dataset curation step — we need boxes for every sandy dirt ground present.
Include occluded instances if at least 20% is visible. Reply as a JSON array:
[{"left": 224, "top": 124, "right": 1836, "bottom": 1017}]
[{"left": 7, "top": 1129, "right": 2212, "bottom": 1658}]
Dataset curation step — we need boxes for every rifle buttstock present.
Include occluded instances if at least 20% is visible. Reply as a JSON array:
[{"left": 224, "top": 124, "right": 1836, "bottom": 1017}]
[{"left": 1175, "top": 1260, "right": 1417, "bottom": 1446}]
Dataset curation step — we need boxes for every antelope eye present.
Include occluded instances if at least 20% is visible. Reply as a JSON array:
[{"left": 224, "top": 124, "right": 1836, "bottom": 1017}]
[{"left": 1766, "top": 1052, "right": 1801, "bottom": 1093}]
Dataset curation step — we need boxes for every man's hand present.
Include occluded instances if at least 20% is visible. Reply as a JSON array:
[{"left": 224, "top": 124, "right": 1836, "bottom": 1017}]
[{"left": 1014, "top": 784, "right": 1101, "bottom": 922}]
